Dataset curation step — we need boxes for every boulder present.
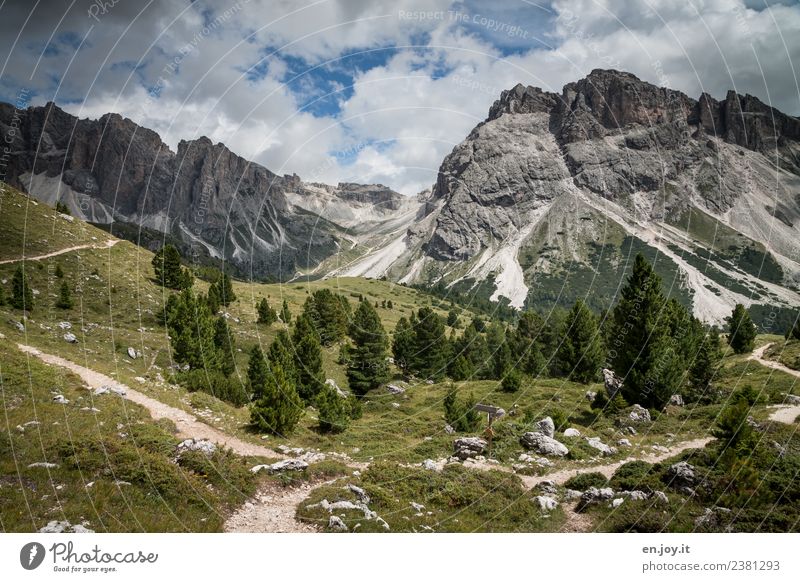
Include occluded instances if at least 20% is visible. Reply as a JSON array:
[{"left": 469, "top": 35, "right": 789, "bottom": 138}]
[
  {"left": 536, "top": 416, "right": 555, "bottom": 438},
  {"left": 348, "top": 484, "right": 370, "bottom": 504},
  {"left": 585, "top": 437, "right": 616, "bottom": 456},
  {"left": 666, "top": 461, "right": 697, "bottom": 491},
  {"left": 563, "top": 428, "right": 581, "bottom": 437},
  {"left": 628, "top": 490, "right": 648, "bottom": 501},
  {"left": 519, "top": 432, "right": 569, "bottom": 457},
  {"left": 610, "top": 498, "right": 624, "bottom": 508},
  {"left": 453, "top": 437, "right": 487, "bottom": 460},
  {"left": 175, "top": 438, "right": 216, "bottom": 457},
  {"left": 669, "top": 394, "right": 685, "bottom": 406},
  {"left": 617, "top": 438, "right": 632, "bottom": 447},
  {"left": 785, "top": 394, "right": 800, "bottom": 405},
  {"left": 386, "top": 383, "right": 405, "bottom": 395},
  {"left": 127, "top": 347, "right": 137, "bottom": 359},
  {"left": 578, "top": 487, "right": 615, "bottom": 510},
  {"left": 602, "top": 368, "right": 622, "bottom": 397},
  {"left": 267, "top": 459, "right": 309, "bottom": 473},
  {"left": 585, "top": 391, "right": 597, "bottom": 402},
  {"left": 64, "top": 332, "right": 78, "bottom": 343},
  {"left": 328, "top": 516, "right": 348, "bottom": 531},
  {"left": 444, "top": 424, "right": 455, "bottom": 435},
  {"left": 534, "top": 496, "right": 559, "bottom": 512},
  {"left": 653, "top": 491, "right": 670, "bottom": 504},
  {"left": 628, "top": 404, "right": 651, "bottom": 423}
]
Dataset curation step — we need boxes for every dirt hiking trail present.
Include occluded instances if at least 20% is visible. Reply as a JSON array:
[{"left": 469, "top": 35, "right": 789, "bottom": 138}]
[{"left": 0, "top": 239, "right": 118, "bottom": 265}]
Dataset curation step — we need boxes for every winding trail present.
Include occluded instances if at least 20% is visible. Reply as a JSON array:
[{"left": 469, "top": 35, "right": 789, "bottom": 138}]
[
  {"left": 0, "top": 239, "right": 118, "bottom": 264},
  {"left": 224, "top": 480, "right": 336, "bottom": 533},
  {"left": 18, "top": 343, "right": 286, "bottom": 459},
  {"left": 750, "top": 343, "right": 800, "bottom": 423}
]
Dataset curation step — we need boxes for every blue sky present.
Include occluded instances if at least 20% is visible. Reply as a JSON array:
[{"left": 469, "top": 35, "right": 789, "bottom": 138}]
[{"left": 1, "top": 0, "right": 799, "bottom": 194}]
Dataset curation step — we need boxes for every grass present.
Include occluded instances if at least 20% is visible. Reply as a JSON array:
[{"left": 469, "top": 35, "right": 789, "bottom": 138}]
[
  {"left": 0, "top": 340, "right": 257, "bottom": 532},
  {"left": 765, "top": 339, "right": 800, "bottom": 372}
]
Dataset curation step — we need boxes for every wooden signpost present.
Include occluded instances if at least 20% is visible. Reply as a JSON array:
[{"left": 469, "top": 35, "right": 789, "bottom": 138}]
[{"left": 475, "top": 404, "right": 505, "bottom": 457}]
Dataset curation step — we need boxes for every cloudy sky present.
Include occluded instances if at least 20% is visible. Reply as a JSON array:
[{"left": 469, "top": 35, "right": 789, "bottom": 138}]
[{"left": 1, "top": 0, "right": 798, "bottom": 194}]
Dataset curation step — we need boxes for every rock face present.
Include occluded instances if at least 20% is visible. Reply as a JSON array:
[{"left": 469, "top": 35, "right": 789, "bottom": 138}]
[
  {"left": 0, "top": 102, "right": 417, "bottom": 281},
  {"left": 519, "top": 432, "right": 569, "bottom": 457}
]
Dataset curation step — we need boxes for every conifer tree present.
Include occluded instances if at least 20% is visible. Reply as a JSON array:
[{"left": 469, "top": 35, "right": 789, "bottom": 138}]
[
  {"left": 246, "top": 345, "right": 270, "bottom": 397},
  {"left": 213, "top": 316, "right": 236, "bottom": 376},
  {"left": 292, "top": 313, "right": 325, "bottom": 401},
  {"left": 256, "top": 297, "right": 277, "bottom": 325},
  {"left": 316, "top": 383, "right": 351, "bottom": 433},
  {"left": 165, "top": 288, "right": 217, "bottom": 370},
  {"left": 217, "top": 273, "right": 236, "bottom": 306},
  {"left": 512, "top": 311, "right": 547, "bottom": 376},
  {"left": 610, "top": 254, "right": 683, "bottom": 409},
  {"left": 451, "top": 322, "right": 489, "bottom": 379},
  {"left": 303, "top": 289, "right": 349, "bottom": 344},
  {"left": 726, "top": 303, "right": 756, "bottom": 354},
  {"left": 392, "top": 316, "right": 415, "bottom": 375},
  {"left": 55, "top": 280, "right": 73, "bottom": 309},
  {"left": 11, "top": 266, "right": 33, "bottom": 311},
  {"left": 152, "top": 244, "right": 192, "bottom": 290},
  {"left": 267, "top": 329, "right": 298, "bottom": 386},
  {"left": 207, "top": 283, "right": 220, "bottom": 314},
  {"left": 0, "top": 284, "right": 5, "bottom": 306},
  {"left": 557, "top": 299, "right": 605, "bottom": 383},
  {"left": 411, "top": 307, "right": 447, "bottom": 380},
  {"left": 249, "top": 360, "right": 304, "bottom": 435},
  {"left": 688, "top": 328, "right": 721, "bottom": 400},
  {"left": 347, "top": 301, "right": 389, "bottom": 395},
  {"left": 54, "top": 264, "right": 64, "bottom": 278},
  {"left": 280, "top": 299, "right": 291, "bottom": 325},
  {"left": 447, "top": 308, "right": 460, "bottom": 328}
]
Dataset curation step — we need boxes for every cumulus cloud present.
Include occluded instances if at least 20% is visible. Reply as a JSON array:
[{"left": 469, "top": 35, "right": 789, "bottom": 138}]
[{"left": 1, "top": 0, "right": 798, "bottom": 195}]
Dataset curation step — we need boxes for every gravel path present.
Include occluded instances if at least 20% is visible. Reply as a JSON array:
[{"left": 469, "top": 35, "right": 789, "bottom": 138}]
[
  {"left": 0, "top": 239, "right": 118, "bottom": 264},
  {"left": 750, "top": 343, "right": 800, "bottom": 424},
  {"left": 224, "top": 481, "right": 334, "bottom": 533},
  {"left": 18, "top": 343, "right": 285, "bottom": 459}
]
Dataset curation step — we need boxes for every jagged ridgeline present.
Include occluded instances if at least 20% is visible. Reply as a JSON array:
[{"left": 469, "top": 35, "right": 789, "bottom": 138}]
[{"left": 2, "top": 69, "right": 799, "bottom": 329}]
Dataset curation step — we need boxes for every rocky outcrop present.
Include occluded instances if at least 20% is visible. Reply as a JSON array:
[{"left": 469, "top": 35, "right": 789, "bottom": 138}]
[{"left": 519, "top": 432, "right": 569, "bottom": 457}]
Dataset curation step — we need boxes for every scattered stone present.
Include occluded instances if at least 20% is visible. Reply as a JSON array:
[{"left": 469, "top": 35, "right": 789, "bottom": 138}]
[
  {"left": 63, "top": 332, "right": 78, "bottom": 343},
  {"left": 536, "top": 416, "right": 555, "bottom": 438},
  {"left": 585, "top": 437, "right": 616, "bottom": 456},
  {"left": 444, "top": 424, "right": 455, "bottom": 435},
  {"left": 628, "top": 404, "right": 651, "bottom": 424},
  {"left": 127, "top": 347, "right": 137, "bottom": 359},
  {"left": 52, "top": 395, "right": 69, "bottom": 404},
  {"left": 536, "top": 480, "right": 557, "bottom": 495},
  {"left": 391, "top": 402, "right": 400, "bottom": 409},
  {"left": 695, "top": 506, "right": 731, "bottom": 528},
  {"left": 652, "top": 445, "right": 670, "bottom": 453},
  {"left": 602, "top": 368, "right": 622, "bottom": 397},
  {"left": 175, "top": 439, "right": 217, "bottom": 457},
  {"left": 534, "top": 496, "right": 559, "bottom": 512},
  {"left": 563, "top": 489, "right": 582, "bottom": 501},
  {"left": 578, "top": 487, "right": 615, "bottom": 510},
  {"left": 328, "top": 515, "right": 348, "bottom": 531},
  {"left": 666, "top": 461, "right": 697, "bottom": 492},
  {"left": 134, "top": 377, "right": 146, "bottom": 383},
  {"left": 669, "top": 394, "right": 685, "bottom": 406},
  {"left": 114, "top": 480, "right": 131, "bottom": 486},
  {"left": 28, "top": 462, "right": 59, "bottom": 469},
  {"left": 421, "top": 459, "right": 438, "bottom": 471},
  {"left": 625, "top": 426, "right": 637, "bottom": 435},
  {"left": 252, "top": 459, "right": 309, "bottom": 473},
  {"left": 617, "top": 438, "right": 632, "bottom": 447},
  {"left": 629, "top": 490, "right": 648, "bottom": 501},
  {"left": 453, "top": 437, "right": 487, "bottom": 460},
  {"left": 325, "top": 378, "right": 348, "bottom": 397},
  {"left": 563, "top": 428, "right": 581, "bottom": 437},
  {"left": 520, "top": 432, "right": 569, "bottom": 457},
  {"left": 14, "top": 321, "right": 25, "bottom": 332},
  {"left": 585, "top": 391, "right": 597, "bottom": 402},
  {"left": 410, "top": 502, "right": 425, "bottom": 512},
  {"left": 386, "top": 383, "right": 405, "bottom": 395},
  {"left": 610, "top": 498, "right": 624, "bottom": 508},
  {"left": 784, "top": 394, "right": 800, "bottom": 405},
  {"left": 348, "top": 484, "right": 370, "bottom": 504},
  {"left": 57, "top": 321, "right": 72, "bottom": 330}
]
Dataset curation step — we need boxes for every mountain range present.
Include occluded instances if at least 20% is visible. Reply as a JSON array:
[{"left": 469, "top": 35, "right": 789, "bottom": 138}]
[{"left": 2, "top": 69, "right": 799, "bottom": 325}]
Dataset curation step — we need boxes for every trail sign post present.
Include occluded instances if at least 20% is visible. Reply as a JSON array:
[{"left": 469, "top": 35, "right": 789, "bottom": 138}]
[{"left": 474, "top": 404, "right": 505, "bottom": 457}]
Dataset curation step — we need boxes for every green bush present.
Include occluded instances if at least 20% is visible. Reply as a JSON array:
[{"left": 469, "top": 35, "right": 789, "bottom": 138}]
[
  {"left": 177, "top": 369, "right": 249, "bottom": 407},
  {"left": 316, "top": 385, "right": 351, "bottom": 434},
  {"left": 443, "top": 385, "right": 481, "bottom": 432},
  {"left": 610, "top": 461, "right": 657, "bottom": 492},
  {"left": 564, "top": 472, "right": 608, "bottom": 491},
  {"left": 501, "top": 370, "right": 522, "bottom": 393}
]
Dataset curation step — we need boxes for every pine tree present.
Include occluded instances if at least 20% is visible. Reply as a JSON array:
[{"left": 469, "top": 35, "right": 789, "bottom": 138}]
[
  {"left": 54, "top": 264, "right": 64, "bottom": 278},
  {"left": 256, "top": 297, "right": 277, "bottom": 325},
  {"left": 451, "top": 322, "right": 489, "bottom": 379},
  {"left": 267, "top": 330, "right": 298, "bottom": 386},
  {"left": 511, "top": 311, "right": 547, "bottom": 376},
  {"left": 213, "top": 316, "right": 236, "bottom": 376},
  {"left": 447, "top": 308, "right": 460, "bottom": 328},
  {"left": 246, "top": 345, "right": 270, "bottom": 397},
  {"left": 280, "top": 299, "right": 291, "bottom": 325},
  {"left": 501, "top": 369, "right": 522, "bottom": 393},
  {"left": 610, "top": 254, "right": 683, "bottom": 409},
  {"left": 152, "top": 244, "right": 192, "bottom": 290},
  {"left": 392, "top": 316, "right": 415, "bottom": 375},
  {"left": 557, "top": 299, "right": 605, "bottom": 383},
  {"left": 218, "top": 273, "right": 236, "bottom": 306},
  {"left": 249, "top": 360, "right": 304, "bottom": 435},
  {"left": 726, "top": 304, "right": 756, "bottom": 354},
  {"left": 448, "top": 354, "right": 473, "bottom": 381},
  {"left": 303, "top": 289, "right": 349, "bottom": 344},
  {"left": 411, "top": 307, "right": 447, "bottom": 380},
  {"left": 316, "top": 383, "right": 351, "bottom": 433},
  {"left": 11, "top": 266, "right": 33, "bottom": 311},
  {"left": 207, "top": 283, "right": 220, "bottom": 314},
  {"left": 55, "top": 281, "right": 73, "bottom": 309},
  {"left": 688, "top": 328, "right": 721, "bottom": 400},
  {"left": 787, "top": 314, "right": 800, "bottom": 341},
  {"left": 347, "top": 301, "right": 389, "bottom": 396},
  {"left": 165, "top": 288, "right": 217, "bottom": 370},
  {"left": 0, "top": 284, "right": 5, "bottom": 306},
  {"left": 443, "top": 385, "right": 480, "bottom": 432},
  {"left": 292, "top": 313, "right": 324, "bottom": 401}
]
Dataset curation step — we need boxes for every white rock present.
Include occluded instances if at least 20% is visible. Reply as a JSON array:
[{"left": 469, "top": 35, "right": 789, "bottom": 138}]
[
  {"left": 617, "top": 438, "right": 632, "bottom": 447},
  {"left": 611, "top": 498, "right": 624, "bottom": 508},
  {"left": 534, "top": 496, "right": 559, "bottom": 511},
  {"left": 520, "top": 432, "right": 569, "bottom": 457},
  {"left": 52, "top": 395, "right": 69, "bottom": 404},
  {"left": 63, "top": 332, "right": 78, "bottom": 343},
  {"left": 563, "top": 428, "right": 581, "bottom": 437},
  {"left": 57, "top": 321, "right": 72, "bottom": 330},
  {"left": 536, "top": 417, "right": 555, "bottom": 438},
  {"left": 386, "top": 383, "right": 406, "bottom": 395},
  {"left": 175, "top": 439, "right": 216, "bottom": 457},
  {"left": 28, "top": 462, "right": 59, "bottom": 469},
  {"left": 127, "top": 347, "right": 137, "bottom": 359},
  {"left": 328, "top": 516, "right": 348, "bottom": 531},
  {"left": 586, "top": 437, "right": 616, "bottom": 456}
]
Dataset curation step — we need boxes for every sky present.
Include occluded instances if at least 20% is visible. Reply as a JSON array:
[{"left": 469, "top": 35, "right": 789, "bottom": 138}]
[{"left": 1, "top": 0, "right": 799, "bottom": 195}]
